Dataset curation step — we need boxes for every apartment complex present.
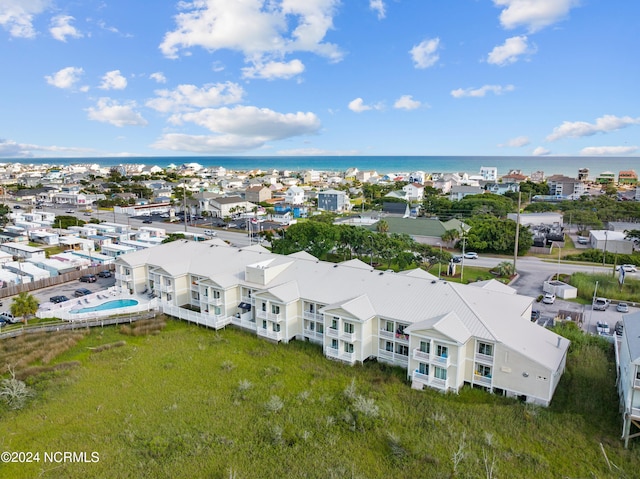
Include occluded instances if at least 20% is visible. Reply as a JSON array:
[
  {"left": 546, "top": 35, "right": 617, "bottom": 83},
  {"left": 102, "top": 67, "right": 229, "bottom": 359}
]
[{"left": 114, "top": 240, "right": 569, "bottom": 406}]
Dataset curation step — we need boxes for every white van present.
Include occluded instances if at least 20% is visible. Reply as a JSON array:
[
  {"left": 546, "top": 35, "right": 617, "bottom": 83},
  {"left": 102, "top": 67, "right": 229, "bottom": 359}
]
[{"left": 204, "top": 229, "right": 217, "bottom": 237}]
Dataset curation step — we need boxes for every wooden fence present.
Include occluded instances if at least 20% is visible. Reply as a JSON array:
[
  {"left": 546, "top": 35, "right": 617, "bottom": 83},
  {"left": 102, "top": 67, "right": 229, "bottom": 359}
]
[{"left": 0, "top": 264, "right": 115, "bottom": 299}]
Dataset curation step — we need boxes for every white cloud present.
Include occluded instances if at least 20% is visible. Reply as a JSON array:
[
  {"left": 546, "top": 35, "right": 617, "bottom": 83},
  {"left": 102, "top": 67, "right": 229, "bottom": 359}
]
[
  {"left": 99, "top": 70, "right": 127, "bottom": 90},
  {"left": 159, "top": 0, "right": 343, "bottom": 78},
  {"left": 409, "top": 38, "right": 440, "bottom": 69},
  {"left": 487, "top": 36, "right": 533, "bottom": 66},
  {"left": 450, "top": 84, "right": 515, "bottom": 98},
  {"left": 86, "top": 98, "right": 148, "bottom": 127},
  {"left": 44, "top": 66, "right": 84, "bottom": 89},
  {"left": 499, "top": 136, "right": 530, "bottom": 147},
  {"left": 493, "top": 0, "right": 579, "bottom": 32},
  {"left": 146, "top": 82, "right": 244, "bottom": 113},
  {"left": 0, "top": 0, "right": 51, "bottom": 38},
  {"left": 242, "top": 59, "right": 305, "bottom": 80},
  {"left": 152, "top": 105, "right": 321, "bottom": 153},
  {"left": 49, "top": 14, "right": 82, "bottom": 42},
  {"left": 546, "top": 115, "right": 640, "bottom": 141},
  {"left": 348, "top": 98, "right": 384, "bottom": 113},
  {"left": 369, "top": 0, "right": 386, "bottom": 20},
  {"left": 532, "top": 146, "right": 550, "bottom": 156},
  {"left": 580, "top": 146, "right": 639, "bottom": 156},
  {"left": 393, "top": 95, "right": 421, "bottom": 110},
  {"left": 0, "top": 138, "right": 92, "bottom": 157},
  {"left": 150, "top": 72, "right": 167, "bottom": 84}
]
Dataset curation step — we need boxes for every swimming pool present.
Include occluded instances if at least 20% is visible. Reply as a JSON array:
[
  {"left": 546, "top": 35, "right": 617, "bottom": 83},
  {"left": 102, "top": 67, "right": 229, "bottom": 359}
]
[{"left": 70, "top": 299, "right": 139, "bottom": 314}]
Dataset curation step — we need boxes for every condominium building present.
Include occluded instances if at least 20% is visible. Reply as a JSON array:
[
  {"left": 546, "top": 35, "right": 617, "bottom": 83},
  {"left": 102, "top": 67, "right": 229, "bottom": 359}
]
[{"left": 114, "top": 240, "right": 569, "bottom": 406}]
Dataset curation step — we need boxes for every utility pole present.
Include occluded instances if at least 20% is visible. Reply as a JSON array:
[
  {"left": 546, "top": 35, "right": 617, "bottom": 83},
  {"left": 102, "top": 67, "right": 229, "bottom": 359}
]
[
  {"left": 513, "top": 192, "right": 521, "bottom": 272},
  {"left": 183, "top": 183, "right": 187, "bottom": 233}
]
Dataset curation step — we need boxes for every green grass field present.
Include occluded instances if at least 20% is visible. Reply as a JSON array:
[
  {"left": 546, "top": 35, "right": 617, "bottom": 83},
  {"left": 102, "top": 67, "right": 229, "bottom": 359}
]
[{"left": 0, "top": 319, "right": 636, "bottom": 478}]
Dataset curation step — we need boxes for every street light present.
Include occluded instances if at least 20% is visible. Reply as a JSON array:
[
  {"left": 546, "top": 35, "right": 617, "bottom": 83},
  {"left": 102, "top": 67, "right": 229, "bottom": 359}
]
[{"left": 436, "top": 242, "right": 442, "bottom": 279}]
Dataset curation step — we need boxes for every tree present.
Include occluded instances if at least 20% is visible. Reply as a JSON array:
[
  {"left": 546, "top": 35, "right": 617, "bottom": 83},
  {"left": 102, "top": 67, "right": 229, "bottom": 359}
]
[
  {"left": 441, "top": 228, "right": 460, "bottom": 244},
  {"left": 465, "top": 216, "right": 533, "bottom": 255},
  {"left": 495, "top": 261, "right": 515, "bottom": 277},
  {"left": 10, "top": 292, "right": 39, "bottom": 325},
  {"left": 376, "top": 219, "right": 389, "bottom": 234},
  {"left": 271, "top": 222, "right": 338, "bottom": 259}
]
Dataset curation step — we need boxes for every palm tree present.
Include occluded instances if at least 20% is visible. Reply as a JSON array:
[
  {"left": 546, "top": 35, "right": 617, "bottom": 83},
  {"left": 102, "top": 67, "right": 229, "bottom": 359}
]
[
  {"left": 10, "top": 292, "right": 39, "bottom": 325},
  {"left": 376, "top": 219, "right": 389, "bottom": 234},
  {"left": 495, "top": 261, "right": 515, "bottom": 278}
]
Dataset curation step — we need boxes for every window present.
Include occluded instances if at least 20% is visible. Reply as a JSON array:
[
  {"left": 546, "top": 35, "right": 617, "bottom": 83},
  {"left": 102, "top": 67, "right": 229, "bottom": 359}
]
[
  {"left": 385, "top": 321, "right": 394, "bottom": 332},
  {"left": 203, "top": 289, "right": 208, "bottom": 297},
  {"left": 271, "top": 304, "right": 280, "bottom": 315},
  {"left": 477, "top": 365, "right": 491, "bottom": 378},
  {"left": 330, "top": 318, "right": 338, "bottom": 330},
  {"left": 418, "top": 363, "right": 429, "bottom": 375},
  {"left": 434, "top": 366, "right": 447, "bottom": 380},
  {"left": 261, "top": 302, "right": 266, "bottom": 311},
  {"left": 213, "top": 290, "right": 220, "bottom": 299},
  {"left": 419, "top": 341, "right": 430, "bottom": 354},
  {"left": 331, "top": 339, "right": 338, "bottom": 350},
  {"left": 165, "top": 278, "right": 171, "bottom": 286},
  {"left": 309, "top": 304, "right": 314, "bottom": 313},
  {"left": 478, "top": 342, "right": 493, "bottom": 356},
  {"left": 317, "top": 323, "right": 324, "bottom": 334},
  {"left": 262, "top": 320, "right": 267, "bottom": 329},
  {"left": 166, "top": 293, "right": 172, "bottom": 301},
  {"left": 191, "top": 291, "right": 200, "bottom": 300},
  {"left": 395, "top": 344, "right": 409, "bottom": 356},
  {"left": 273, "top": 323, "right": 281, "bottom": 332},
  {"left": 309, "top": 322, "right": 315, "bottom": 332},
  {"left": 344, "top": 343, "right": 354, "bottom": 354},
  {"left": 436, "top": 345, "right": 448, "bottom": 358},
  {"left": 385, "top": 341, "right": 393, "bottom": 352},
  {"left": 343, "top": 322, "right": 354, "bottom": 334},
  {"left": 214, "top": 307, "right": 221, "bottom": 315}
]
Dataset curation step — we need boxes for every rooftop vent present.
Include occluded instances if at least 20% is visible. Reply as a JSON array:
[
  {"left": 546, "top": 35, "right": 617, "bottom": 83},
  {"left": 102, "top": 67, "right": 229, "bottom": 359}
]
[{"left": 333, "top": 264, "right": 338, "bottom": 268}]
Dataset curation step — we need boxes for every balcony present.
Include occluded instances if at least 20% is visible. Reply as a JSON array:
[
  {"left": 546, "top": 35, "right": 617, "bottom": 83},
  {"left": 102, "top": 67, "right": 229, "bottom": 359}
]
[
  {"left": 475, "top": 352, "right": 494, "bottom": 364},
  {"left": 115, "top": 272, "right": 131, "bottom": 281},
  {"left": 634, "top": 378, "right": 640, "bottom": 389},
  {"left": 325, "top": 346, "right": 340, "bottom": 360},
  {"left": 303, "top": 328, "right": 324, "bottom": 341},
  {"left": 327, "top": 327, "right": 339, "bottom": 338},
  {"left": 412, "top": 370, "right": 430, "bottom": 385},
  {"left": 256, "top": 310, "right": 268, "bottom": 320},
  {"left": 340, "top": 330, "right": 357, "bottom": 342},
  {"left": 395, "top": 332, "right": 409, "bottom": 344},
  {"left": 631, "top": 407, "right": 640, "bottom": 419},
  {"left": 257, "top": 328, "right": 283, "bottom": 342},
  {"left": 473, "top": 374, "right": 492, "bottom": 387},
  {"left": 231, "top": 316, "right": 257, "bottom": 332},
  {"left": 430, "top": 377, "right": 447, "bottom": 390},
  {"left": 377, "top": 349, "right": 409, "bottom": 367},
  {"left": 413, "top": 348, "right": 430, "bottom": 361},
  {"left": 241, "top": 296, "right": 255, "bottom": 305},
  {"left": 379, "top": 329, "right": 394, "bottom": 340},
  {"left": 431, "top": 354, "right": 450, "bottom": 367},
  {"left": 268, "top": 312, "right": 282, "bottom": 322},
  {"left": 303, "top": 311, "right": 323, "bottom": 321},
  {"left": 339, "top": 351, "right": 357, "bottom": 365},
  {"left": 209, "top": 297, "right": 223, "bottom": 306}
]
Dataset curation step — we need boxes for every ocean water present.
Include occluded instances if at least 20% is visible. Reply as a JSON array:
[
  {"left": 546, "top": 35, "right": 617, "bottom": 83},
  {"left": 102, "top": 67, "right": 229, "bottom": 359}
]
[{"left": 5, "top": 155, "right": 638, "bottom": 179}]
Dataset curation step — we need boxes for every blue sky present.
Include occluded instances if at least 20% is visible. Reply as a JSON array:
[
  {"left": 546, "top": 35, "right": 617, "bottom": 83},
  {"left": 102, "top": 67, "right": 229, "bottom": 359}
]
[{"left": 0, "top": 0, "right": 638, "bottom": 159}]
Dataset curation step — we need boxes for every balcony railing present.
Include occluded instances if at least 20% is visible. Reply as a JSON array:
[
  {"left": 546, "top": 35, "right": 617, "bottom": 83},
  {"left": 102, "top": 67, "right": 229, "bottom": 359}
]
[
  {"left": 378, "top": 349, "right": 409, "bottom": 366},
  {"left": 379, "top": 330, "right": 394, "bottom": 340},
  {"left": 412, "top": 370, "right": 430, "bottom": 384},
  {"left": 475, "top": 352, "right": 494, "bottom": 364},
  {"left": 340, "top": 330, "right": 356, "bottom": 342},
  {"left": 325, "top": 346, "right": 340, "bottom": 359},
  {"left": 430, "top": 377, "right": 447, "bottom": 390},
  {"left": 241, "top": 296, "right": 255, "bottom": 305},
  {"left": 327, "top": 327, "right": 339, "bottom": 338},
  {"left": 431, "top": 355, "right": 450, "bottom": 367},
  {"left": 115, "top": 272, "right": 131, "bottom": 281},
  {"left": 474, "top": 374, "right": 492, "bottom": 386},
  {"left": 256, "top": 310, "right": 268, "bottom": 320},
  {"left": 339, "top": 351, "right": 357, "bottom": 364},
  {"left": 268, "top": 312, "right": 282, "bottom": 322},
  {"left": 231, "top": 316, "right": 257, "bottom": 331},
  {"left": 413, "top": 348, "right": 430, "bottom": 361},
  {"left": 634, "top": 378, "right": 640, "bottom": 389},
  {"left": 303, "top": 328, "right": 324, "bottom": 341},
  {"left": 395, "top": 332, "right": 409, "bottom": 343},
  {"left": 209, "top": 297, "right": 223, "bottom": 306},
  {"left": 631, "top": 407, "right": 640, "bottom": 419},
  {"left": 303, "top": 311, "right": 323, "bottom": 321},
  {"left": 257, "top": 328, "right": 283, "bottom": 342}
]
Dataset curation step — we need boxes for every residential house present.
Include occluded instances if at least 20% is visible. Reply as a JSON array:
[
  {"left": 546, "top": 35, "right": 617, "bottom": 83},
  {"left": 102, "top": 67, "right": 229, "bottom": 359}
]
[
  {"left": 303, "top": 170, "right": 322, "bottom": 184},
  {"left": 402, "top": 183, "right": 425, "bottom": 202},
  {"left": 113, "top": 241, "right": 569, "bottom": 406},
  {"left": 245, "top": 186, "right": 272, "bottom": 204},
  {"left": 485, "top": 183, "right": 520, "bottom": 195},
  {"left": 284, "top": 186, "right": 305, "bottom": 205},
  {"left": 449, "top": 185, "right": 483, "bottom": 201},
  {"left": 618, "top": 311, "right": 640, "bottom": 447},
  {"left": 596, "top": 171, "right": 616, "bottom": 184},
  {"left": 209, "top": 196, "right": 256, "bottom": 218},
  {"left": 479, "top": 166, "right": 498, "bottom": 182},
  {"left": 317, "top": 189, "right": 349, "bottom": 212},
  {"left": 619, "top": 170, "right": 638, "bottom": 185}
]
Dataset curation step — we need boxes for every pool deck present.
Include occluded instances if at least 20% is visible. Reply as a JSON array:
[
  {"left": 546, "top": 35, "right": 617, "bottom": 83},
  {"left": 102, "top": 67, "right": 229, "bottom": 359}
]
[{"left": 37, "top": 287, "right": 159, "bottom": 321}]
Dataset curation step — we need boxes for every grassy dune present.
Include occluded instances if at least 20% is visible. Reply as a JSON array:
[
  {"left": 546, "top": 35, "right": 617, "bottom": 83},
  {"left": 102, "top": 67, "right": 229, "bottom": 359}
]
[{"left": 0, "top": 319, "right": 636, "bottom": 478}]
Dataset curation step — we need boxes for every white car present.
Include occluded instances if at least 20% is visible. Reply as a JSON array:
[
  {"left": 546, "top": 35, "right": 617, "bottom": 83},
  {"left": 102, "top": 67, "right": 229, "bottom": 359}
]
[
  {"left": 596, "top": 321, "right": 610, "bottom": 335},
  {"left": 464, "top": 252, "right": 478, "bottom": 259},
  {"left": 616, "top": 264, "right": 637, "bottom": 273},
  {"left": 542, "top": 293, "right": 556, "bottom": 304}
]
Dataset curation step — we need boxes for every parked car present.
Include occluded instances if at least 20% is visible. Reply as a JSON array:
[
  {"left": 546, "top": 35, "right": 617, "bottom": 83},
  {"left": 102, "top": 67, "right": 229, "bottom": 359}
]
[
  {"left": 142, "top": 219, "right": 152, "bottom": 224},
  {"left": 0, "top": 312, "right": 16, "bottom": 323},
  {"left": 617, "top": 302, "right": 629, "bottom": 313},
  {"left": 452, "top": 255, "right": 462, "bottom": 263},
  {"left": 542, "top": 293, "right": 556, "bottom": 304},
  {"left": 593, "top": 297, "right": 611, "bottom": 311},
  {"left": 464, "top": 252, "right": 478, "bottom": 259},
  {"left": 616, "top": 264, "right": 637, "bottom": 273},
  {"left": 615, "top": 321, "right": 624, "bottom": 336},
  {"left": 596, "top": 321, "right": 610, "bottom": 334},
  {"left": 13, "top": 205, "right": 21, "bottom": 209},
  {"left": 65, "top": 209, "right": 75, "bottom": 213},
  {"left": 83, "top": 212, "right": 92, "bottom": 216},
  {"left": 50, "top": 295, "right": 69, "bottom": 304},
  {"left": 531, "top": 309, "right": 541, "bottom": 321},
  {"left": 74, "top": 288, "right": 92, "bottom": 297},
  {"left": 98, "top": 270, "right": 112, "bottom": 278},
  {"left": 577, "top": 236, "right": 589, "bottom": 244},
  {"left": 79, "top": 274, "right": 97, "bottom": 283},
  {"left": 204, "top": 229, "right": 217, "bottom": 237}
]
